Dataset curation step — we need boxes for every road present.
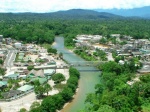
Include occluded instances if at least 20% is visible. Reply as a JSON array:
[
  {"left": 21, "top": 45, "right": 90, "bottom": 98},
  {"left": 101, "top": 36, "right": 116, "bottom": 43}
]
[
  {"left": 0, "top": 92, "right": 37, "bottom": 112},
  {"left": 107, "top": 52, "right": 114, "bottom": 61},
  {"left": 4, "top": 49, "right": 17, "bottom": 68}
]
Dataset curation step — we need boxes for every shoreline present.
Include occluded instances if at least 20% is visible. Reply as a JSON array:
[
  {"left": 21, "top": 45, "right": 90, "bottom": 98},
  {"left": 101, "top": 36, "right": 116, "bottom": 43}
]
[{"left": 60, "top": 87, "right": 79, "bottom": 112}]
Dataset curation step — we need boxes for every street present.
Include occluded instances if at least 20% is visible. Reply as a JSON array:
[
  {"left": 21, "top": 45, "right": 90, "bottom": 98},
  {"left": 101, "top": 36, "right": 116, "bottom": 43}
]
[{"left": 4, "top": 50, "right": 17, "bottom": 68}]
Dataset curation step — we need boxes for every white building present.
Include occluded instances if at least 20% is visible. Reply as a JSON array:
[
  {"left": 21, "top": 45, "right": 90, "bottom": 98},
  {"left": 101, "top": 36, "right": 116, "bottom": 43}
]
[{"left": 14, "top": 42, "right": 22, "bottom": 49}]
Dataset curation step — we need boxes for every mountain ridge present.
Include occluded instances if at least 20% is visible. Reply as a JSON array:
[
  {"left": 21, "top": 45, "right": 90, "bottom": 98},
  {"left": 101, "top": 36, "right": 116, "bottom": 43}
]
[
  {"left": 94, "top": 6, "right": 150, "bottom": 18},
  {"left": 0, "top": 9, "right": 124, "bottom": 20}
]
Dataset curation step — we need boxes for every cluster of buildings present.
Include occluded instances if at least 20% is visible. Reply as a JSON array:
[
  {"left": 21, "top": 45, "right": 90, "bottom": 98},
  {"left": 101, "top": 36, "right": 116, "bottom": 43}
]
[
  {"left": 74, "top": 34, "right": 150, "bottom": 73},
  {"left": 0, "top": 35, "right": 66, "bottom": 101},
  {"left": 74, "top": 34, "right": 110, "bottom": 51}
]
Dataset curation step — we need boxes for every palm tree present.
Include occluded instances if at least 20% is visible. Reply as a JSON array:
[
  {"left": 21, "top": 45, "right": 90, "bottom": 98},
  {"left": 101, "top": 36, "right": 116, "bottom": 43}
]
[{"left": 44, "top": 83, "right": 52, "bottom": 96}]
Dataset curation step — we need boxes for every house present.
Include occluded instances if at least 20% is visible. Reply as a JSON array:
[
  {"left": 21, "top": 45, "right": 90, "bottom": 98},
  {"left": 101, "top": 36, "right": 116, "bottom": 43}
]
[
  {"left": 44, "top": 69, "right": 55, "bottom": 79},
  {"left": 17, "top": 85, "right": 34, "bottom": 93},
  {"left": 0, "top": 81, "right": 7, "bottom": 89},
  {"left": 131, "top": 52, "right": 142, "bottom": 57},
  {"left": 137, "top": 65, "right": 150, "bottom": 74},
  {"left": 2, "top": 90, "right": 22, "bottom": 99},
  {"left": 14, "top": 42, "right": 22, "bottom": 49},
  {"left": 27, "top": 69, "right": 45, "bottom": 78},
  {"left": 3, "top": 74, "right": 19, "bottom": 80},
  {"left": 18, "top": 52, "right": 25, "bottom": 61}
]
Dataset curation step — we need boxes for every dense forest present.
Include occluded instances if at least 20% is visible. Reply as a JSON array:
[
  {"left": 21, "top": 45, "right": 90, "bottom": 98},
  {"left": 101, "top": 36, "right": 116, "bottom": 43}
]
[
  {"left": 0, "top": 10, "right": 150, "bottom": 48},
  {"left": 81, "top": 61, "right": 150, "bottom": 112}
]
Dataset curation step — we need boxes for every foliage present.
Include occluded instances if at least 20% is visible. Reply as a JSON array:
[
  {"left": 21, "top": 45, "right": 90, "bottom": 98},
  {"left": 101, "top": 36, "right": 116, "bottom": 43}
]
[
  {"left": 34, "top": 82, "right": 52, "bottom": 97},
  {"left": 32, "top": 67, "right": 80, "bottom": 112},
  {"left": 47, "top": 47, "right": 57, "bottom": 54},
  {"left": 95, "top": 49, "right": 107, "bottom": 61},
  {"left": 74, "top": 48, "right": 96, "bottom": 61},
  {"left": 34, "top": 85, "right": 45, "bottom": 97},
  {"left": 19, "top": 108, "right": 27, "bottom": 112},
  {"left": 84, "top": 61, "right": 150, "bottom": 112},
  {"left": 0, "top": 13, "right": 150, "bottom": 48},
  {"left": 30, "top": 101, "right": 41, "bottom": 112},
  {"left": 27, "top": 65, "right": 34, "bottom": 71},
  {"left": 99, "top": 38, "right": 107, "bottom": 44},
  {"left": 0, "top": 68, "right": 5, "bottom": 76},
  {"left": 0, "top": 59, "right": 4, "bottom": 65},
  {"left": 43, "top": 83, "right": 52, "bottom": 96},
  {"left": 52, "top": 73, "right": 65, "bottom": 83}
]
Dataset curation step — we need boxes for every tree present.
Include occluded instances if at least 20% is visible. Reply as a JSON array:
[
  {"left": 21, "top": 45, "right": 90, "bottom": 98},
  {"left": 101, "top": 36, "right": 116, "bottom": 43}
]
[
  {"left": 97, "top": 105, "right": 115, "bottom": 112},
  {"left": 19, "top": 108, "right": 27, "bottom": 112},
  {"left": 99, "top": 38, "right": 107, "bottom": 44},
  {"left": 59, "top": 52, "right": 63, "bottom": 59},
  {"left": 0, "top": 59, "right": 3, "bottom": 65},
  {"left": 27, "top": 65, "right": 34, "bottom": 71},
  {"left": 30, "top": 101, "right": 42, "bottom": 112},
  {"left": 60, "top": 87, "right": 73, "bottom": 101},
  {"left": 41, "top": 94, "right": 65, "bottom": 112},
  {"left": 0, "top": 68, "right": 5, "bottom": 76},
  {"left": 44, "top": 83, "right": 52, "bottom": 96},
  {"left": 52, "top": 73, "right": 65, "bottom": 83},
  {"left": 34, "top": 85, "right": 45, "bottom": 98},
  {"left": 95, "top": 84, "right": 104, "bottom": 104},
  {"left": 47, "top": 47, "right": 57, "bottom": 54}
]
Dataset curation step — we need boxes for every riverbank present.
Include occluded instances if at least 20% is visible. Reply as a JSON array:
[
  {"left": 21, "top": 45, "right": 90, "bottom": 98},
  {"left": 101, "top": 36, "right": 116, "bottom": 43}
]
[
  {"left": 53, "top": 37, "right": 101, "bottom": 112},
  {"left": 60, "top": 87, "right": 79, "bottom": 111}
]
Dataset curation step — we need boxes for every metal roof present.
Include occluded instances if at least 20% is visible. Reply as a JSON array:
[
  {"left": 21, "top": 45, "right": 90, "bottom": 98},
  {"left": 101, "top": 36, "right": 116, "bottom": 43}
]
[{"left": 17, "top": 85, "right": 34, "bottom": 92}]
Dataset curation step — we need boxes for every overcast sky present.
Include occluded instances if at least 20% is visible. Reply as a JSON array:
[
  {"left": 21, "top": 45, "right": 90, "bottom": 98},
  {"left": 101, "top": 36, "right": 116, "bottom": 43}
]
[{"left": 0, "top": 0, "right": 150, "bottom": 12}]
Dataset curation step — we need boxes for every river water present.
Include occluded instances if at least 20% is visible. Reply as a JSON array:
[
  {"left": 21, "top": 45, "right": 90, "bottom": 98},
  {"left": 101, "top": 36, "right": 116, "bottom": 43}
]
[{"left": 53, "top": 37, "right": 101, "bottom": 112}]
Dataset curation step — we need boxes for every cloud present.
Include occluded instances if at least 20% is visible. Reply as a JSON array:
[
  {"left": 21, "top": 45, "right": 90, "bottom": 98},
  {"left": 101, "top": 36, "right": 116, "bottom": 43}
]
[{"left": 0, "top": 0, "right": 150, "bottom": 12}]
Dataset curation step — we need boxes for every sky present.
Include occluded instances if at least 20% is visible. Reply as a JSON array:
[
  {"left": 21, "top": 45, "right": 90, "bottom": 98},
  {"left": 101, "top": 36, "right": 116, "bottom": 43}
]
[{"left": 0, "top": 0, "right": 150, "bottom": 13}]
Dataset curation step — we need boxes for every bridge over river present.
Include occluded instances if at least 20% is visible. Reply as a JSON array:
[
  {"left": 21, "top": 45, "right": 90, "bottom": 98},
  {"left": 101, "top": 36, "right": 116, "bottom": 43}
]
[{"left": 68, "top": 61, "right": 107, "bottom": 67}]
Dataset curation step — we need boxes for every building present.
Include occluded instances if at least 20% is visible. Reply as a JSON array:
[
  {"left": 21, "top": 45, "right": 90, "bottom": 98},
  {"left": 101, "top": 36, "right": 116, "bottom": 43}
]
[
  {"left": 17, "top": 85, "right": 34, "bottom": 93},
  {"left": 28, "top": 69, "right": 45, "bottom": 78},
  {"left": 137, "top": 65, "right": 150, "bottom": 74},
  {"left": 44, "top": 69, "right": 55, "bottom": 79},
  {"left": 131, "top": 52, "right": 142, "bottom": 57},
  {"left": 3, "top": 74, "right": 19, "bottom": 80},
  {"left": 0, "top": 81, "right": 7, "bottom": 89},
  {"left": 2, "top": 90, "right": 22, "bottom": 99},
  {"left": 14, "top": 42, "right": 22, "bottom": 49}
]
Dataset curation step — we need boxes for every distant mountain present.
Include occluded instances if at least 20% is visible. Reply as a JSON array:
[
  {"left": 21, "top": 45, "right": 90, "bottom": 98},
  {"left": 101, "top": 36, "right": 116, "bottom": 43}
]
[
  {"left": 0, "top": 9, "right": 123, "bottom": 21},
  {"left": 95, "top": 6, "right": 150, "bottom": 18},
  {"left": 48, "top": 9, "right": 123, "bottom": 19}
]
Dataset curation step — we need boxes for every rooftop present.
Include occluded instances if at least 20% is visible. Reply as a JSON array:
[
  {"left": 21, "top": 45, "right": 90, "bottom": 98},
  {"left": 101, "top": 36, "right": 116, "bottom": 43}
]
[{"left": 17, "top": 85, "right": 34, "bottom": 92}]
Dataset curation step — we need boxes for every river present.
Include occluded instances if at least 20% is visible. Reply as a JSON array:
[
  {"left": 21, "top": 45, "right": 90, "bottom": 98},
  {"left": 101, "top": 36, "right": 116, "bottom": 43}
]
[{"left": 53, "top": 37, "right": 101, "bottom": 112}]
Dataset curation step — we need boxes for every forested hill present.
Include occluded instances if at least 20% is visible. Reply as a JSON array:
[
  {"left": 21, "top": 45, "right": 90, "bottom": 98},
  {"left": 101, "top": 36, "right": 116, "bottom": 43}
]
[
  {"left": 49, "top": 9, "right": 123, "bottom": 19},
  {"left": 0, "top": 9, "right": 123, "bottom": 20}
]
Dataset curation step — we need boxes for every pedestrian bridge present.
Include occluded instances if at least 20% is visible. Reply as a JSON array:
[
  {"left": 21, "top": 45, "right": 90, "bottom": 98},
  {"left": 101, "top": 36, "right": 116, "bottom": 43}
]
[{"left": 67, "top": 61, "right": 107, "bottom": 67}]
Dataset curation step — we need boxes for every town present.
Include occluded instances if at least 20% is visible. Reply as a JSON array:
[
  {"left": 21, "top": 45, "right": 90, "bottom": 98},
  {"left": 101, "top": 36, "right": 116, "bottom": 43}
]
[
  {"left": 0, "top": 33, "right": 150, "bottom": 111},
  {"left": 0, "top": 35, "right": 69, "bottom": 111}
]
